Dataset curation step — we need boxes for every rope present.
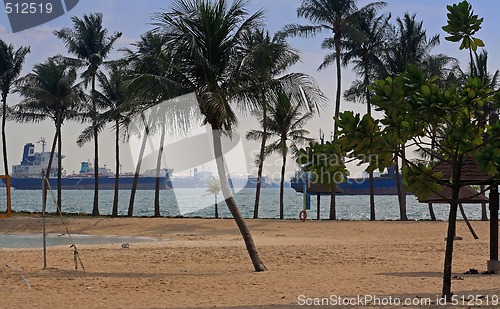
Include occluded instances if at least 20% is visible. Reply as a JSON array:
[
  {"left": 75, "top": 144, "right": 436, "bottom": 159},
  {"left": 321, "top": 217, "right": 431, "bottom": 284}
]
[{"left": 45, "top": 179, "right": 86, "bottom": 272}]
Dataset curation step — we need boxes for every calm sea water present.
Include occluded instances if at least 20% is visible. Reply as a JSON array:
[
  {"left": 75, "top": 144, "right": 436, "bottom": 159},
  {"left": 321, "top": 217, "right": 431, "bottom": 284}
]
[{"left": 1, "top": 187, "right": 488, "bottom": 221}]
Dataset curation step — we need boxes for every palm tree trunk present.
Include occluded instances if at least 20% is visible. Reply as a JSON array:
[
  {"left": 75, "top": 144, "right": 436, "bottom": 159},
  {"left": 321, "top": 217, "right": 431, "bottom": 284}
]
[
  {"left": 154, "top": 124, "right": 166, "bottom": 217},
  {"left": 92, "top": 77, "right": 99, "bottom": 216},
  {"left": 395, "top": 146, "right": 408, "bottom": 221},
  {"left": 365, "top": 64, "right": 376, "bottom": 221},
  {"left": 211, "top": 127, "right": 266, "bottom": 272},
  {"left": 400, "top": 144, "right": 408, "bottom": 220},
  {"left": 279, "top": 148, "right": 286, "bottom": 220},
  {"left": 369, "top": 172, "right": 376, "bottom": 220},
  {"left": 112, "top": 119, "right": 119, "bottom": 217},
  {"left": 428, "top": 203, "right": 436, "bottom": 221},
  {"left": 316, "top": 194, "right": 320, "bottom": 220},
  {"left": 43, "top": 130, "right": 58, "bottom": 211},
  {"left": 128, "top": 127, "right": 148, "bottom": 217},
  {"left": 214, "top": 195, "right": 218, "bottom": 219},
  {"left": 254, "top": 104, "right": 267, "bottom": 219},
  {"left": 329, "top": 184, "right": 336, "bottom": 220},
  {"left": 1, "top": 94, "right": 8, "bottom": 176},
  {"left": 333, "top": 35, "right": 342, "bottom": 139},
  {"left": 56, "top": 112, "right": 62, "bottom": 214}
]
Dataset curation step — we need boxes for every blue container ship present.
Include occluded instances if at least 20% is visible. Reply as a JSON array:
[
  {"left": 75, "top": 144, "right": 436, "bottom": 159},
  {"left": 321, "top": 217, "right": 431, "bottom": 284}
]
[
  {"left": 290, "top": 167, "right": 399, "bottom": 195},
  {"left": 9, "top": 141, "right": 171, "bottom": 190}
]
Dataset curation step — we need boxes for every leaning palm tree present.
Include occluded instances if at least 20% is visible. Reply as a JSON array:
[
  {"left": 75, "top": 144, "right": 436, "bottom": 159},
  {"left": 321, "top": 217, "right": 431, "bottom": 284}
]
[
  {"left": 14, "top": 59, "right": 84, "bottom": 211},
  {"left": 238, "top": 29, "right": 326, "bottom": 218},
  {"left": 206, "top": 178, "right": 221, "bottom": 218},
  {"left": 54, "top": 13, "right": 122, "bottom": 216},
  {"left": 342, "top": 8, "right": 389, "bottom": 221},
  {"left": 77, "top": 64, "right": 131, "bottom": 217},
  {"left": 152, "top": 0, "right": 267, "bottom": 271},
  {"left": 247, "top": 91, "right": 314, "bottom": 219},
  {"left": 0, "top": 40, "right": 30, "bottom": 176},
  {"left": 282, "top": 0, "right": 386, "bottom": 138}
]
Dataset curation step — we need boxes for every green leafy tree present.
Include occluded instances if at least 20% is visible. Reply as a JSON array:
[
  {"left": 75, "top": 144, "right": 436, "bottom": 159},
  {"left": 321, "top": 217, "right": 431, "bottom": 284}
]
[
  {"left": 337, "top": 63, "right": 500, "bottom": 300},
  {"left": 0, "top": 40, "right": 30, "bottom": 176},
  {"left": 247, "top": 92, "right": 313, "bottom": 219},
  {"left": 54, "top": 13, "right": 122, "bottom": 216},
  {"left": 442, "top": 0, "right": 484, "bottom": 74},
  {"left": 296, "top": 140, "right": 349, "bottom": 220}
]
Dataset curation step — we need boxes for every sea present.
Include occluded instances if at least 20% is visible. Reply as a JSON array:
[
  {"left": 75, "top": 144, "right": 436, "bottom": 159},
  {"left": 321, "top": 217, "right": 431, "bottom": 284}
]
[{"left": 1, "top": 187, "right": 488, "bottom": 221}]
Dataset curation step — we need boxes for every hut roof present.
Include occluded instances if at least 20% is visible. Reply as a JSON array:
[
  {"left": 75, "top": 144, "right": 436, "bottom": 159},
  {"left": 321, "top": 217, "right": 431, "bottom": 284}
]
[
  {"left": 432, "top": 156, "right": 496, "bottom": 183},
  {"left": 419, "top": 185, "right": 488, "bottom": 204}
]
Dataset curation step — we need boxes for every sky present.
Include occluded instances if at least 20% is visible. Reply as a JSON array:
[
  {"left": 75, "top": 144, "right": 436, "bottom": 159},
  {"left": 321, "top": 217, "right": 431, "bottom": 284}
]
[{"left": 1, "top": 0, "right": 499, "bottom": 180}]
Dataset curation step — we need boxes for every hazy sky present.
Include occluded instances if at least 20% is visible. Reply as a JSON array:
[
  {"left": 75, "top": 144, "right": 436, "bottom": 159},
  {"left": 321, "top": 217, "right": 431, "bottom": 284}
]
[{"left": 1, "top": 0, "right": 499, "bottom": 180}]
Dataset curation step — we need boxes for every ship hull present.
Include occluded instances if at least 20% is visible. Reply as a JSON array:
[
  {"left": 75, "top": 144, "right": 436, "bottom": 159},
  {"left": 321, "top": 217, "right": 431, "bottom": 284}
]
[
  {"left": 291, "top": 176, "right": 399, "bottom": 195},
  {"left": 8, "top": 176, "right": 171, "bottom": 190}
]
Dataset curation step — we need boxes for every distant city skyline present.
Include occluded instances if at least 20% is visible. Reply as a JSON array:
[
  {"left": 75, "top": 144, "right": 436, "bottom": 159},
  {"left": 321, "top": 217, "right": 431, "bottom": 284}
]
[{"left": 1, "top": 0, "right": 499, "bottom": 180}]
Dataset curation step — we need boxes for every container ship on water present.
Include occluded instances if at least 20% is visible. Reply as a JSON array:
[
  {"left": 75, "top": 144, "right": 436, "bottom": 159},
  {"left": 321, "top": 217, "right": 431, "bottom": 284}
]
[
  {"left": 290, "top": 166, "right": 400, "bottom": 195},
  {"left": 8, "top": 141, "right": 171, "bottom": 190},
  {"left": 8, "top": 141, "right": 271, "bottom": 190}
]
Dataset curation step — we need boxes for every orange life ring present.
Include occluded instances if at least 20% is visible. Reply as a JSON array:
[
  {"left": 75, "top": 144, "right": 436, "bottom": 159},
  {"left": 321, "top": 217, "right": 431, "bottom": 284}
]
[{"left": 299, "top": 210, "right": 307, "bottom": 221}]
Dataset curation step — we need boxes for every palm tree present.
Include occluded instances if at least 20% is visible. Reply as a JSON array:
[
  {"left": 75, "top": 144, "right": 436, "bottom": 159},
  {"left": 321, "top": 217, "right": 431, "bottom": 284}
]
[
  {"left": 14, "top": 59, "right": 84, "bottom": 211},
  {"left": 127, "top": 112, "right": 150, "bottom": 217},
  {"left": 282, "top": 0, "right": 386, "bottom": 138},
  {"left": 121, "top": 32, "right": 188, "bottom": 218},
  {"left": 54, "top": 13, "right": 122, "bottom": 216},
  {"left": 0, "top": 40, "right": 30, "bottom": 176},
  {"left": 383, "top": 13, "right": 441, "bottom": 76},
  {"left": 342, "top": 8, "right": 389, "bottom": 221},
  {"left": 238, "top": 29, "right": 325, "bottom": 219},
  {"left": 77, "top": 64, "right": 130, "bottom": 217},
  {"left": 206, "top": 178, "right": 221, "bottom": 218},
  {"left": 152, "top": 0, "right": 267, "bottom": 271},
  {"left": 381, "top": 13, "right": 443, "bottom": 221},
  {"left": 247, "top": 92, "right": 314, "bottom": 219}
]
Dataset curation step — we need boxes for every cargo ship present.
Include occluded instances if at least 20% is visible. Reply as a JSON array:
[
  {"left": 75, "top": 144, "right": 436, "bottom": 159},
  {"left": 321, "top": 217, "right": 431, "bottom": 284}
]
[
  {"left": 8, "top": 141, "right": 171, "bottom": 190},
  {"left": 290, "top": 167, "right": 399, "bottom": 195},
  {"left": 169, "top": 167, "right": 272, "bottom": 189}
]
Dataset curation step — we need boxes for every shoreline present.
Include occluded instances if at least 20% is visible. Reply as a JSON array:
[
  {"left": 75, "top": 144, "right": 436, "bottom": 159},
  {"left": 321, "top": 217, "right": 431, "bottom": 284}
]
[
  {"left": 1, "top": 210, "right": 481, "bottom": 222},
  {"left": 1, "top": 215, "right": 498, "bottom": 308}
]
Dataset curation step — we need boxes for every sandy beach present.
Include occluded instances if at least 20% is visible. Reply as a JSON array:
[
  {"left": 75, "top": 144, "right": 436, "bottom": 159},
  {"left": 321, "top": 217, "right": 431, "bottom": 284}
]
[{"left": 0, "top": 215, "right": 499, "bottom": 308}]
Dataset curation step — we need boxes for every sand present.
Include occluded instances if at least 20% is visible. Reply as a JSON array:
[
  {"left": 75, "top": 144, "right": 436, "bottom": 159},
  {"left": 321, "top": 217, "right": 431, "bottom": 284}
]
[{"left": 0, "top": 215, "right": 499, "bottom": 308}]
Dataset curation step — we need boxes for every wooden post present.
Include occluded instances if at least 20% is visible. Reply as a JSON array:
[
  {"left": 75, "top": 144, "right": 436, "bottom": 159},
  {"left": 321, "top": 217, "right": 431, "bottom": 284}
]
[{"left": 490, "top": 185, "right": 498, "bottom": 261}]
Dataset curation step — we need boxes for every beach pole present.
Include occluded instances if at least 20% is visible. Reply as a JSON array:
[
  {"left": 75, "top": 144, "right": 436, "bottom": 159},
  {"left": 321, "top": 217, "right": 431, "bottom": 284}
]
[
  {"left": 42, "top": 170, "right": 47, "bottom": 269},
  {"left": 317, "top": 194, "right": 320, "bottom": 220},
  {"left": 488, "top": 184, "right": 499, "bottom": 272}
]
